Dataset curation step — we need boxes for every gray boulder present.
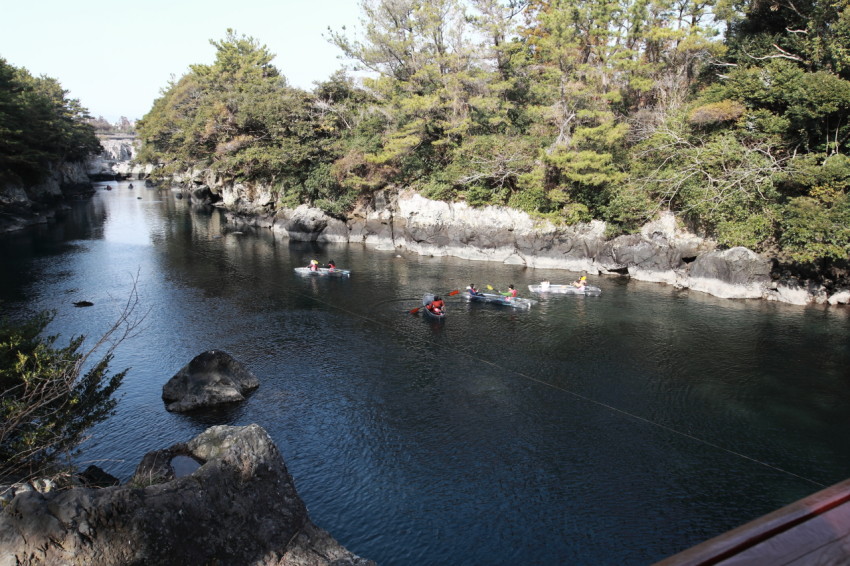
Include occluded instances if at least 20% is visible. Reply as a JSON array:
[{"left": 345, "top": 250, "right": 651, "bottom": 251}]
[
  {"left": 688, "top": 247, "right": 773, "bottom": 299},
  {"left": 162, "top": 350, "right": 260, "bottom": 412},
  {"left": 274, "top": 205, "right": 349, "bottom": 242},
  {"left": 189, "top": 185, "right": 217, "bottom": 205},
  {"left": 0, "top": 424, "right": 374, "bottom": 566}
]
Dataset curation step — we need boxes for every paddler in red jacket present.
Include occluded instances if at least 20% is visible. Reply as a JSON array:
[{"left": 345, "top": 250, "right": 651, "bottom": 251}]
[{"left": 426, "top": 296, "right": 445, "bottom": 315}]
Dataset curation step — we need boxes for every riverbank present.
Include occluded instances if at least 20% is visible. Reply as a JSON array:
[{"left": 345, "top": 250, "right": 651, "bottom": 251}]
[
  {"left": 0, "top": 425, "right": 374, "bottom": 566},
  {"left": 0, "top": 161, "right": 95, "bottom": 233},
  {"left": 0, "top": 136, "right": 151, "bottom": 233},
  {"left": 165, "top": 167, "right": 849, "bottom": 306}
]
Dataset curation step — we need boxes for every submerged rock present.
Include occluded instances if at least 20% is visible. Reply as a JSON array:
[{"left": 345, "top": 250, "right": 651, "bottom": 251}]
[
  {"left": 0, "top": 424, "right": 374, "bottom": 566},
  {"left": 162, "top": 350, "right": 260, "bottom": 412}
]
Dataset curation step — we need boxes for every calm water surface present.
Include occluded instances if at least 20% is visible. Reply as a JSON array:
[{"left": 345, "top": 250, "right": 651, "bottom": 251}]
[{"left": 2, "top": 183, "right": 849, "bottom": 565}]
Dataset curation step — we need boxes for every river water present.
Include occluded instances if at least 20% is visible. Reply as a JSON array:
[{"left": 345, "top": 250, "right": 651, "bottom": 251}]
[{"left": 2, "top": 182, "right": 850, "bottom": 565}]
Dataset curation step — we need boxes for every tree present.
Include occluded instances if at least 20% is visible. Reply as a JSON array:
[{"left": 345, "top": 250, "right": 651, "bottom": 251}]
[
  {"left": 329, "top": 0, "right": 491, "bottom": 171},
  {"left": 0, "top": 288, "right": 142, "bottom": 483},
  {"left": 0, "top": 58, "right": 100, "bottom": 186},
  {"left": 626, "top": 116, "right": 785, "bottom": 247}
]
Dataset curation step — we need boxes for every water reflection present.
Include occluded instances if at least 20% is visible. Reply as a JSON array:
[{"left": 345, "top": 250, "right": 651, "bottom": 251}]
[{"left": 1, "top": 186, "right": 849, "bottom": 566}]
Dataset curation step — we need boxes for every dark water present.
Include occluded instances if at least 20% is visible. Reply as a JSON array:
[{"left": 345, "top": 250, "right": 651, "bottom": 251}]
[{"left": 2, "top": 183, "right": 850, "bottom": 565}]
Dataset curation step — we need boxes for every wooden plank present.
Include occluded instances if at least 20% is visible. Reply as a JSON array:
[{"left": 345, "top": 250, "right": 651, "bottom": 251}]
[
  {"left": 654, "top": 478, "right": 850, "bottom": 566},
  {"left": 721, "top": 502, "right": 850, "bottom": 565}
]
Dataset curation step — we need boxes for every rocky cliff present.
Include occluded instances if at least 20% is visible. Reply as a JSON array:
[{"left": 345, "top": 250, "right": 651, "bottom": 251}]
[
  {"left": 87, "top": 135, "right": 152, "bottom": 180},
  {"left": 0, "top": 161, "right": 94, "bottom": 233},
  {"left": 0, "top": 425, "right": 374, "bottom": 566}
]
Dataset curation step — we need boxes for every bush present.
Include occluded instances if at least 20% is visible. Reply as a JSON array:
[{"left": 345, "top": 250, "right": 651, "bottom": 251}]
[
  {"left": 0, "top": 290, "right": 140, "bottom": 483},
  {"left": 688, "top": 100, "right": 746, "bottom": 126},
  {"left": 779, "top": 195, "right": 850, "bottom": 262},
  {"left": 508, "top": 178, "right": 549, "bottom": 214}
]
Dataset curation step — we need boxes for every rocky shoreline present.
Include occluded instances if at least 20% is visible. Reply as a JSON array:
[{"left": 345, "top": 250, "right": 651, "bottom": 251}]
[
  {"left": 0, "top": 136, "right": 151, "bottom": 234},
  {"left": 171, "top": 167, "right": 848, "bottom": 306},
  {"left": 2, "top": 135, "right": 847, "bottom": 306},
  {"left": 0, "top": 424, "right": 373, "bottom": 566}
]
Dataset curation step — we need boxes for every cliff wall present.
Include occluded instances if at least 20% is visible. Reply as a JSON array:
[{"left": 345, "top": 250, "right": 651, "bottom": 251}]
[{"left": 87, "top": 135, "right": 152, "bottom": 180}]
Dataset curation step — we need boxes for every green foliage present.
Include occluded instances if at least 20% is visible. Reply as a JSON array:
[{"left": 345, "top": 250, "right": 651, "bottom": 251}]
[
  {"left": 706, "top": 57, "right": 850, "bottom": 153},
  {"left": 445, "top": 134, "right": 540, "bottom": 195},
  {"left": 716, "top": 213, "right": 776, "bottom": 249},
  {"left": 543, "top": 146, "right": 628, "bottom": 215},
  {"left": 130, "top": 0, "right": 850, "bottom": 265},
  {"left": 779, "top": 194, "right": 850, "bottom": 262},
  {"left": 419, "top": 178, "right": 456, "bottom": 201},
  {"left": 507, "top": 174, "right": 549, "bottom": 214},
  {"left": 779, "top": 153, "right": 850, "bottom": 201},
  {"left": 0, "top": 58, "right": 99, "bottom": 186},
  {"left": 0, "top": 312, "right": 128, "bottom": 482},
  {"left": 137, "top": 31, "right": 357, "bottom": 210},
  {"left": 559, "top": 202, "right": 593, "bottom": 224},
  {"left": 628, "top": 119, "right": 784, "bottom": 247},
  {"left": 604, "top": 183, "right": 659, "bottom": 232}
]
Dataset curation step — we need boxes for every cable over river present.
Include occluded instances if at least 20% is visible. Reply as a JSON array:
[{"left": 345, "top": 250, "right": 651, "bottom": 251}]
[{"left": 2, "top": 182, "right": 849, "bottom": 565}]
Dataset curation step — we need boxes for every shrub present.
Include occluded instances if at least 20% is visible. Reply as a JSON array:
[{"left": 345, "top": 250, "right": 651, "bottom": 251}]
[
  {"left": 0, "top": 289, "right": 141, "bottom": 483},
  {"left": 779, "top": 195, "right": 850, "bottom": 262},
  {"left": 688, "top": 100, "right": 746, "bottom": 126}
]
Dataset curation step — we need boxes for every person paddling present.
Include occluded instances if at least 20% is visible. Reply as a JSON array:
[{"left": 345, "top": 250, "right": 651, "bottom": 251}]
[
  {"left": 500, "top": 284, "right": 518, "bottom": 300},
  {"left": 572, "top": 275, "right": 587, "bottom": 289},
  {"left": 426, "top": 295, "right": 445, "bottom": 315},
  {"left": 308, "top": 259, "right": 319, "bottom": 272},
  {"left": 467, "top": 283, "right": 481, "bottom": 296},
  {"left": 327, "top": 259, "right": 336, "bottom": 272}
]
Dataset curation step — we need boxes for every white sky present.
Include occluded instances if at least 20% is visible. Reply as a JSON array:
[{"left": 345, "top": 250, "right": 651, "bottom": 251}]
[{"left": 0, "top": 0, "right": 364, "bottom": 122}]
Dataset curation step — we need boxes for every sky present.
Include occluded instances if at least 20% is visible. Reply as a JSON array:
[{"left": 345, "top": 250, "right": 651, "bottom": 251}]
[{"left": 0, "top": 0, "right": 365, "bottom": 122}]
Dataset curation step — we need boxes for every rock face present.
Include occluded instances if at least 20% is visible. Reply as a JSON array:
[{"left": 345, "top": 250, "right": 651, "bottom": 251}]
[
  {"left": 87, "top": 135, "right": 152, "bottom": 181},
  {"left": 688, "top": 247, "right": 773, "bottom": 299},
  {"left": 0, "top": 424, "right": 374, "bottom": 566},
  {"left": 162, "top": 350, "right": 260, "bottom": 412},
  {"left": 0, "top": 161, "right": 95, "bottom": 233},
  {"left": 163, "top": 169, "right": 846, "bottom": 306}
]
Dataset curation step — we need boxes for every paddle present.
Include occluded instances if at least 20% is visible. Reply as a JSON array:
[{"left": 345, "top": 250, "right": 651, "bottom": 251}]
[{"left": 409, "top": 290, "right": 459, "bottom": 314}]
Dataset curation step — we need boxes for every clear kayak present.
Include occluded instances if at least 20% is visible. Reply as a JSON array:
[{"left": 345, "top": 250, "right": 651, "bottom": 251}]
[
  {"left": 421, "top": 293, "right": 446, "bottom": 319},
  {"left": 466, "top": 292, "right": 536, "bottom": 309},
  {"left": 294, "top": 267, "right": 351, "bottom": 277},
  {"left": 528, "top": 283, "right": 601, "bottom": 296}
]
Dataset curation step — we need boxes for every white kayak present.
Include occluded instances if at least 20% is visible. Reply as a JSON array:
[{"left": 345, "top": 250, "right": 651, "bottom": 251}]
[
  {"left": 294, "top": 267, "right": 351, "bottom": 277},
  {"left": 528, "top": 283, "right": 601, "bottom": 296}
]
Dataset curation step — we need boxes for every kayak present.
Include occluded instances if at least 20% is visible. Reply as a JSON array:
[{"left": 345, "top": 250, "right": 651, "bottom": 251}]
[
  {"left": 528, "top": 283, "right": 601, "bottom": 296},
  {"left": 466, "top": 291, "right": 536, "bottom": 309},
  {"left": 294, "top": 267, "right": 351, "bottom": 277},
  {"left": 421, "top": 293, "right": 446, "bottom": 319},
  {"left": 422, "top": 306, "right": 446, "bottom": 320}
]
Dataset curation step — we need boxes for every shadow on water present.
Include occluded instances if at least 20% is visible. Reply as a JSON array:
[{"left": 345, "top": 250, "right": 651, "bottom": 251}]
[{"left": 171, "top": 400, "right": 252, "bottom": 428}]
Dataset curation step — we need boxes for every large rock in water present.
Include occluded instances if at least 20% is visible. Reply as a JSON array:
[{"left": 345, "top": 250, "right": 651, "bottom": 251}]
[
  {"left": 162, "top": 350, "right": 260, "bottom": 412},
  {"left": 0, "top": 424, "right": 374, "bottom": 566}
]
